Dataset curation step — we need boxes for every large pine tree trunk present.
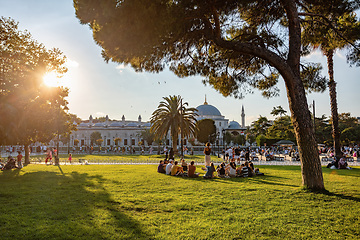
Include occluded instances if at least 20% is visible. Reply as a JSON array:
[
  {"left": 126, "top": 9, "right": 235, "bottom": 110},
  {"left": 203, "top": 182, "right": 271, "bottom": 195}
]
[
  {"left": 24, "top": 144, "right": 30, "bottom": 165},
  {"left": 325, "top": 50, "right": 342, "bottom": 159},
  {"left": 284, "top": 74, "right": 324, "bottom": 190}
]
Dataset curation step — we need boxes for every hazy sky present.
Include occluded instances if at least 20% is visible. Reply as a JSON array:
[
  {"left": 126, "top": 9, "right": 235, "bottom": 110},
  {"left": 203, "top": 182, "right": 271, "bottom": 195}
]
[{"left": 1, "top": 0, "right": 359, "bottom": 125}]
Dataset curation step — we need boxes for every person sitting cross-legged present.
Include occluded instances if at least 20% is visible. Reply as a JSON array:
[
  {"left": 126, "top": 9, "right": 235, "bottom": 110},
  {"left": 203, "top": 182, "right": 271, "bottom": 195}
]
[
  {"left": 217, "top": 162, "right": 226, "bottom": 177},
  {"left": 165, "top": 159, "right": 173, "bottom": 175},
  {"left": 188, "top": 161, "right": 199, "bottom": 178},
  {"left": 157, "top": 160, "right": 166, "bottom": 174},
  {"left": 171, "top": 161, "right": 184, "bottom": 176},
  {"left": 203, "top": 162, "right": 216, "bottom": 179}
]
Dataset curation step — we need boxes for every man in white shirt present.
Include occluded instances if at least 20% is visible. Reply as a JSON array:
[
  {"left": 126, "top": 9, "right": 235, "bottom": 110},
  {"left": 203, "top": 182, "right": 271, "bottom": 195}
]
[{"left": 166, "top": 159, "right": 173, "bottom": 175}]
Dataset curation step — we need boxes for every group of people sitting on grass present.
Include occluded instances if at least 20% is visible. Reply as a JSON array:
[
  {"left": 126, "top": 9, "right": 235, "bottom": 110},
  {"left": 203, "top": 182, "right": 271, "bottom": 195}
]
[
  {"left": 326, "top": 156, "right": 352, "bottom": 170},
  {"left": 1, "top": 153, "right": 23, "bottom": 171},
  {"left": 157, "top": 158, "right": 264, "bottom": 179}
]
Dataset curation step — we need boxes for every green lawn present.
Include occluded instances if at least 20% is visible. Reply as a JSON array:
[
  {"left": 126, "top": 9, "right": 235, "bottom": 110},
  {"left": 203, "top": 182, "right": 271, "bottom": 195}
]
[{"left": 0, "top": 164, "right": 359, "bottom": 239}]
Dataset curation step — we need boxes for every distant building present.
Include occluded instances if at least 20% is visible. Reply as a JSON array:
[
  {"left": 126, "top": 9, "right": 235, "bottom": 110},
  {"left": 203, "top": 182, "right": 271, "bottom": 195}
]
[
  {"left": 68, "top": 98, "right": 247, "bottom": 148},
  {"left": 69, "top": 114, "right": 150, "bottom": 148}
]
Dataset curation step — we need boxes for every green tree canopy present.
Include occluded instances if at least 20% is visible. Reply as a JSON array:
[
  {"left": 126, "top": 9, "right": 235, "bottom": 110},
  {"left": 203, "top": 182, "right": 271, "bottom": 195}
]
[
  {"left": 196, "top": 119, "right": 216, "bottom": 144},
  {"left": 271, "top": 106, "right": 287, "bottom": 118},
  {"left": 302, "top": 3, "right": 360, "bottom": 159},
  {"left": 250, "top": 116, "right": 271, "bottom": 136},
  {"left": 0, "top": 17, "right": 71, "bottom": 163},
  {"left": 73, "top": 0, "right": 360, "bottom": 189},
  {"left": 266, "top": 116, "right": 296, "bottom": 142}
]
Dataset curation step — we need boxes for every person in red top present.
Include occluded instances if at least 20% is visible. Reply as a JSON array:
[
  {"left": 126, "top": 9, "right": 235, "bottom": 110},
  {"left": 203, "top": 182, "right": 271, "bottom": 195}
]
[
  {"left": 45, "top": 149, "right": 52, "bottom": 165},
  {"left": 17, "top": 151, "right": 23, "bottom": 168}
]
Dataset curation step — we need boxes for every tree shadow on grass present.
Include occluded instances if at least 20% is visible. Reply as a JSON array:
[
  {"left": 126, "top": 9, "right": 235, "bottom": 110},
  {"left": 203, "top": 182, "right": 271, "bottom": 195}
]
[
  {"left": 176, "top": 172, "right": 299, "bottom": 188},
  {"left": 0, "top": 169, "right": 154, "bottom": 239},
  {"left": 304, "top": 188, "right": 360, "bottom": 203}
]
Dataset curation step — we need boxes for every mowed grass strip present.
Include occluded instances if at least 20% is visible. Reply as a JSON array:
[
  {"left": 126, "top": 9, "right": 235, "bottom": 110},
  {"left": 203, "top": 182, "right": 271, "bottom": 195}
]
[{"left": 0, "top": 165, "right": 359, "bottom": 239}]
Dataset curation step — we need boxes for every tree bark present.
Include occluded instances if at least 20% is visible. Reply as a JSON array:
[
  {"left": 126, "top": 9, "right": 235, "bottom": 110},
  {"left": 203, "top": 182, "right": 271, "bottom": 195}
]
[
  {"left": 325, "top": 50, "right": 342, "bottom": 159},
  {"left": 24, "top": 144, "right": 30, "bottom": 165}
]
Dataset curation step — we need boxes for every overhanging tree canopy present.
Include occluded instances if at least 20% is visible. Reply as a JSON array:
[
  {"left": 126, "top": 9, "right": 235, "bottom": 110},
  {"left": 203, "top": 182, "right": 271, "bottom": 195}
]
[
  {"left": 73, "top": 0, "right": 360, "bottom": 189},
  {"left": 0, "top": 17, "right": 73, "bottom": 163}
]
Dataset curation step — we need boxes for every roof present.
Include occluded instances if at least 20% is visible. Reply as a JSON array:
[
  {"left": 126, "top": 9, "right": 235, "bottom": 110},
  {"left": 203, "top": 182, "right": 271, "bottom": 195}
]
[
  {"left": 196, "top": 104, "right": 222, "bottom": 116},
  {"left": 228, "top": 121, "right": 241, "bottom": 129},
  {"left": 274, "top": 140, "right": 296, "bottom": 146}
]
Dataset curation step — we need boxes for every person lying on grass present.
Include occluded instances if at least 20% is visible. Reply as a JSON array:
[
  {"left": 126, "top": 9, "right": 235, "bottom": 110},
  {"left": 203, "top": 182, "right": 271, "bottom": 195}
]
[
  {"left": 171, "top": 161, "right": 184, "bottom": 176},
  {"left": 188, "top": 161, "right": 199, "bottom": 178}
]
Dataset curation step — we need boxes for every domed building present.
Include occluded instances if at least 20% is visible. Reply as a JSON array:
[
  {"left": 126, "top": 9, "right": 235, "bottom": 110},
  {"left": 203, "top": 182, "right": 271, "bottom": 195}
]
[
  {"left": 196, "top": 98, "right": 229, "bottom": 137},
  {"left": 67, "top": 97, "right": 247, "bottom": 150},
  {"left": 196, "top": 97, "right": 247, "bottom": 141}
]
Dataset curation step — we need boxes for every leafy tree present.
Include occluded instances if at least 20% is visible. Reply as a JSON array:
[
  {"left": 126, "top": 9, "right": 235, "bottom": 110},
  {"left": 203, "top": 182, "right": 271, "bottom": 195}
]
[
  {"left": 114, "top": 137, "right": 121, "bottom": 146},
  {"left": 246, "top": 130, "right": 256, "bottom": 146},
  {"left": 271, "top": 106, "right": 287, "bottom": 118},
  {"left": 250, "top": 116, "right": 271, "bottom": 136},
  {"left": 224, "top": 132, "right": 232, "bottom": 145},
  {"left": 302, "top": 4, "right": 360, "bottom": 160},
  {"left": 196, "top": 119, "right": 216, "bottom": 144},
  {"left": 95, "top": 139, "right": 103, "bottom": 147},
  {"left": 266, "top": 116, "right": 296, "bottom": 142},
  {"left": 0, "top": 17, "right": 70, "bottom": 163},
  {"left": 140, "top": 129, "right": 155, "bottom": 146},
  {"left": 233, "top": 134, "right": 246, "bottom": 146},
  {"left": 73, "top": 139, "right": 79, "bottom": 146},
  {"left": 314, "top": 115, "right": 332, "bottom": 145},
  {"left": 90, "top": 131, "right": 102, "bottom": 145},
  {"left": 150, "top": 95, "right": 197, "bottom": 152},
  {"left": 256, "top": 134, "right": 267, "bottom": 146},
  {"left": 72, "top": 0, "right": 360, "bottom": 189}
]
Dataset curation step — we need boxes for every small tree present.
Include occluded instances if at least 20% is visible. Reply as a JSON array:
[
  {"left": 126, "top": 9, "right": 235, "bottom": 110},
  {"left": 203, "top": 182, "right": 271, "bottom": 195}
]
[
  {"left": 90, "top": 131, "right": 102, "bottom": 145},
  {"left": 256, "top": 135, "right": 267, "bottom": 146},
  {"left": 114, "top": 137, "right": 121, "bottom": 146},
  {"left": 196, "top": 119, "right": 216, "bottom": 144},
  {"left": 95, "top": 139, "right": 103, "bottom": 147},
  {"left": 74, "top": 139, "right": 79, "bottom": 146}
]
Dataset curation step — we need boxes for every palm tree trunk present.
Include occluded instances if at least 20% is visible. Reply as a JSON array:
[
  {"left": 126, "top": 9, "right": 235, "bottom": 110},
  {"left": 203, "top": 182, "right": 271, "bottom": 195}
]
[{"left": 325, "top": 50, "right": 342, "bottom": 159}]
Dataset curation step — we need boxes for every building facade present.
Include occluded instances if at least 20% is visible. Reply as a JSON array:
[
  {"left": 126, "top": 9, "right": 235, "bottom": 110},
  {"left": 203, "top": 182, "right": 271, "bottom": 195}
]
[{"left": 69, "top": 100, "right": 246, "bottom": 148}]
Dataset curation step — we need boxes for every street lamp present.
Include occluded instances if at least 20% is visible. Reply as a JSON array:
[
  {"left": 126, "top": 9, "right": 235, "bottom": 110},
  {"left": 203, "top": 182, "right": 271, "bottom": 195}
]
[
  {"left": 222, "top": 129, "right": 226, "bottom": 161},
  {"left": 217, "top": 132, "right": 220, "bottom": 158}
]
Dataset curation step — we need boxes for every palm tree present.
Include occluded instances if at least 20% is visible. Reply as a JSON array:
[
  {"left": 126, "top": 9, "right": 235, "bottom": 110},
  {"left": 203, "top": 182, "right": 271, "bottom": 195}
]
[
  {"left": 150, "top": 95, "right": 198, "bottom": 153},
  {"left": 302, "top": 7, "right": 360, "bottom": 159}
]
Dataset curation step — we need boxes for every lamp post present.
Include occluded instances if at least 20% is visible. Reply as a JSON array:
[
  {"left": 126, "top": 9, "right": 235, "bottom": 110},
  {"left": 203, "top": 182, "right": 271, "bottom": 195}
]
[
  {"left": 222, "top": 129, "right": 226, "bottom": 161},
  {"left": 217, "top": 132, "right": 220, "bottom": 158}
]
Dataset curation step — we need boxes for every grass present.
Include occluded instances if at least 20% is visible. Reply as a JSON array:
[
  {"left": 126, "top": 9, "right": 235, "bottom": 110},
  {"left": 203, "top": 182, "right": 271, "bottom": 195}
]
[{"left": 0, "top": 164, "right": 359, "bottom": 239}]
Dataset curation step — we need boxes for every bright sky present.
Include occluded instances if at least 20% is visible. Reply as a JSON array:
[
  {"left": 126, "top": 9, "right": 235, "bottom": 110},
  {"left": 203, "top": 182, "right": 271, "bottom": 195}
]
[{"left": 1, "top": 0, "right": 359, "bottom": 124}]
